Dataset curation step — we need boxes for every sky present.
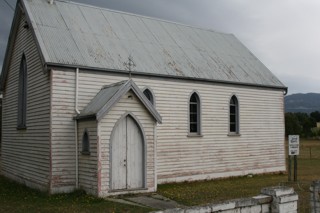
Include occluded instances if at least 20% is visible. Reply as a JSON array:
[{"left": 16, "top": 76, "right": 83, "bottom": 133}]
[{"left": 1, "top": 0, "right": 320, "bottom": 95}]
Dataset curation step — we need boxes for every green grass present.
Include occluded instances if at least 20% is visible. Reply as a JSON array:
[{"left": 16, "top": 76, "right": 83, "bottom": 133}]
[
  {"left": 158, "top": 139, "right": 320, "bottom": 212},
  {"left": 0, "top": 175, "right": 152, "bottom": 213},
  {"left": 158, "top": 173, "right": 287, "bottom": 206}
]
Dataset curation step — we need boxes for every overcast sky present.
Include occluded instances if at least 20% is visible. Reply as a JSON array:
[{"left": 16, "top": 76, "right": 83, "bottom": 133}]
[{"left": 1, "top": 0, "right": 319, "bottom": 95}]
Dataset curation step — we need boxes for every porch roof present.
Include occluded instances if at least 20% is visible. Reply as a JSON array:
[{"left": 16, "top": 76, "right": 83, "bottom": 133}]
[{"left": 75, "top": 79, "right": 162, "bottom": 123}]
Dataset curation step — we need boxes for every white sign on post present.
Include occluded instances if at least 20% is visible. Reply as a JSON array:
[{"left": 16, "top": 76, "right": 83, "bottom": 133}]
[{"left": 288, "top": 135, "right": 299, "bottom": 156}]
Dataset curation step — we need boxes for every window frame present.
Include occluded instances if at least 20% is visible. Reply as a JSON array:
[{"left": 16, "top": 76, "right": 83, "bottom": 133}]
[
  {"left": 17, "top": 54, "right": 27, "bottom": 130},
  {"left": 188, "top": 91, "right": 202, "bottom": 136},
  {"left": 229, "top": 95, "right": 240, "bottom": 135},
  {"left": 81, "top": 129, "right": 90, "bottom": 155},
  {"left": 142, "top": 87, "right": 156, "bottom": 106}
]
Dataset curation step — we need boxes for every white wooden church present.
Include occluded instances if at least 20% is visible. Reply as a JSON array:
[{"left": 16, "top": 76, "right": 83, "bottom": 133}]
[{"left": 0, "top": 0, "right": 287, "bottom": 197}]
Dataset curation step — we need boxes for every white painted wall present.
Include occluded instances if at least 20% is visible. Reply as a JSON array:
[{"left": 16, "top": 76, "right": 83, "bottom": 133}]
[
  {"left": 78, "top": 120, "right": 98, "bottom": 195},
  {"left": 51, "top": 69, "right": 285, "bottom": 190},
  {"left": 1, "top": 9, "right": 285, "bottom": 195},
  {"left": 50, "top": 70, "right": 77, "bottom": 193},
  {"left": 1, "top": 14, "right": 50, "bottom": 191}
]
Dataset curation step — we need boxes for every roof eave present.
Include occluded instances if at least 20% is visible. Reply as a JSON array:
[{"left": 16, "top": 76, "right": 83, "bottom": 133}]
[
  {"left": 1, "top": 0, "right": 49, "bottom": 92},
  {"left": 74, "top": 114, "right": 96, "bottom": 121},
  {"left": 129, "top": 80, "right": 162, "bottom": 124},
  {"left": 21, "top": 0, "right": 49, "bottom": 67},
  {"left": 0, "top": 0, "right": 22, "bottom": 92},
  {"left": 45, "top": 62, "right": 287, "bottom": 92},
  {"left": 77, "top": 79, "right": 162, "bottom": 124}
]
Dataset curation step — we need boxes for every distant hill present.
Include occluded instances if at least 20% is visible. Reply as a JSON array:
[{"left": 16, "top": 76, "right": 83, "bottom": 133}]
[{"left": 285, "top": 93, "right": 320, "bottom": 114}]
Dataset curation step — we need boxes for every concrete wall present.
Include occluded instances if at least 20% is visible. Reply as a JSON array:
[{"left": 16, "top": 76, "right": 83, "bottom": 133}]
[
  {"left": 310, "top": 180, "right": 320, "bottom": 213},
  {"left": 154, "top": 186, "right": 298, "bottom": 213}
]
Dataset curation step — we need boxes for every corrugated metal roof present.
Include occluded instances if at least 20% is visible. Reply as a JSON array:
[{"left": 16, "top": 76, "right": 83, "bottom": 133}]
[
  {"left": 80, "top": 81, "right": 127, "bottom": 117},
  {"left": 23, "top": 0, "right": 285, "bottom": 88}
]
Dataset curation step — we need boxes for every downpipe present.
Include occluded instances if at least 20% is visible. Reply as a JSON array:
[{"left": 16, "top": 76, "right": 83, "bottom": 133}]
[{"left": 75, "top": 68, "right": 80, "bottom": 189}]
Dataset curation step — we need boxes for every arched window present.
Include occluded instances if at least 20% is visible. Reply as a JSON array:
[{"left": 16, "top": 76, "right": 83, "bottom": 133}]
[
  {"left": 17, "top": 54, "right": 27, "bottom": 129},
  {"left": 189, "top": 92, "right": 201, "bottom": 134},
  {"left": 82, "top": 129, "right": 90, "bottom": 155},
  {"left": 229, "top": 95, "right": 239, "bottom": 134},
  {"left": 143, "top": 88, "right": 154, "bottom": 105}
]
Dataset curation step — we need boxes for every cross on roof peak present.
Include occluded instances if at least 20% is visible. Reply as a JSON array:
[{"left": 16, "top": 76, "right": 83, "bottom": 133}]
[{"left": 124, "top": 55, "right": 136, "bottom": 72}]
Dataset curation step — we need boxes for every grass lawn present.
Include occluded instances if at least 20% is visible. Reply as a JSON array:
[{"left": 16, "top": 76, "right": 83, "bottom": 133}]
[
  {"left": 158, "top": 173, "right": 287, "bottom": 205},
  {"left": 0, "top": 139, "right": 319, "bottom": 212},
  {"left": 158, "top": 139, "right": 320, "bottom": 212},
  {"left": 0, "top": 175, "right": 152, "bottom": 213}
]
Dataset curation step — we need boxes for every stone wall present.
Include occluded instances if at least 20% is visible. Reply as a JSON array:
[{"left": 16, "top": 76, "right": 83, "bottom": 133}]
[
  {"left": 154, "top": 186, "right": 298, "bottom": 213},
  {"left": 310, "top": 180, "right": 320, "bottom": 213}
]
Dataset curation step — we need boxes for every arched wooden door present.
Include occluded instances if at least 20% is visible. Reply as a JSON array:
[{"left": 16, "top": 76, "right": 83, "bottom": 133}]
[{"left": 111, "top": 115, "right": 144, "bottom": 190}]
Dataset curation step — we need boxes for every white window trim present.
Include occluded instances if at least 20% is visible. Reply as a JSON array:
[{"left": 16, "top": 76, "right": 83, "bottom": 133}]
[
  {"left": 188, "top": 91, "right": 202, "bottom": 136},
  {"left": 142, "top": 86, "right": 156, "bottom": 106},
  {"left": 228, "top": 94, "right": 240, "bottom": 136}
]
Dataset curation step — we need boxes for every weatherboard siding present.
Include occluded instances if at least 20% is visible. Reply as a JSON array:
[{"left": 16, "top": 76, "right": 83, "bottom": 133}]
[
  {"left": 50, "top": 70, "right": 154, "bottom": 195},
  {"left": 78, "top": 120, "right": 98, "bottom": 195},
  {"left": 50, "top": 70, "right": 77, "bottom": 192},
  {"left": 52, "top": 69, "right": 285, "bottom": 186},
  {"left": 142, "top": 78, "right": 285, "bottom": 182},
  {"left": 1, "top": 14, "right": 50, "bottom": 190},
  {"left": 98, "top": 90, "right": 156, "bottom": 196}
]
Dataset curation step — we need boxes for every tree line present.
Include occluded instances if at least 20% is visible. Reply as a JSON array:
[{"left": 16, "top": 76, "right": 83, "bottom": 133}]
[{"left": 285, "top": 111, "right": 320, "bottom": 138}]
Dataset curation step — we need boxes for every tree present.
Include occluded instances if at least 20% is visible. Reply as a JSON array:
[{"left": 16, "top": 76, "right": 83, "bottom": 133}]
[
  {"left": 285, "top": 111, "right": 318, "bottom": 138},
  {"left": 310, "top": 111, "right": 320, "bottom": 122},
  {"left": 285, "top": 113, "right": 302, "bottom": 136},
  {"left": 295, "top": 113, "right": 315, "bottom": 137}
]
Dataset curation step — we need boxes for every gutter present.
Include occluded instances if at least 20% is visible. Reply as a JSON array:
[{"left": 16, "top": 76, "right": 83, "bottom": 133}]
[
  {"left": 45, "top": 62, "right": 288, "bottom": 92},
  {"left": 154, "top": 122, "right": 157, "bottom": 191},
  {"left": 75, "top": 68, "right": 80, "bottom": 114}
]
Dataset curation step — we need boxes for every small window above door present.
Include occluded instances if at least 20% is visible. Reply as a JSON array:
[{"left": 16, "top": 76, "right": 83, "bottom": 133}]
[{"left": 143, "top": 88, "right": 154, "bottom": 105}]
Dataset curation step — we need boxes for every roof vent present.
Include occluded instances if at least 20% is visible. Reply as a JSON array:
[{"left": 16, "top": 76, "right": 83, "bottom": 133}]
[{"left": 48, "top": 0, "right": 54, "bottom": 4}]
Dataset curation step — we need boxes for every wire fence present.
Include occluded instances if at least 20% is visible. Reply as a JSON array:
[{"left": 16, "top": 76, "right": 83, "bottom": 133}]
[
  {"left": 284, "top": 139, "right": 320, "bottom": 212},
  {"left": 285, "top": 140, "right": 320, "bottom": 159}
]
